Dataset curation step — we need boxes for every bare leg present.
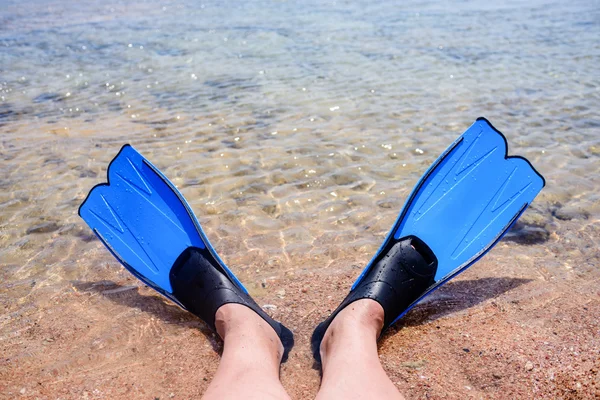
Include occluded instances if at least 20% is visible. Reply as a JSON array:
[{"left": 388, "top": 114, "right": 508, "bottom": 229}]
[
  {"left": 315, "top": 299, "right": 405, "bottom": 400},
  {"left": 202, "top": 304, "right": 291, "bottom": 400}
]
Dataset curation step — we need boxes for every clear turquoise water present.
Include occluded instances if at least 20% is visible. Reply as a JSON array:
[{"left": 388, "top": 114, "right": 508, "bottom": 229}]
[{"left": 1, "top": 0, "right": 599, "bottom": 321}]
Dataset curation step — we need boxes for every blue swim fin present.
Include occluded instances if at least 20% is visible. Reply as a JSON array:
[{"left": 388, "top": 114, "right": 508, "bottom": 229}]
[
  {"left": 312, "top": 117, "right": 545, "bottom": 360},
  {"left": 79, "top": 145, "right": 293, "bottom": 359}
]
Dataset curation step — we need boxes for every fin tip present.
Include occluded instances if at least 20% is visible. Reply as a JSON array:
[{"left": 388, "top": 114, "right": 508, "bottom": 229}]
[
  {"left": 475, "top": 117, "right": 546, "bottom": 188},
  {"left": 78, "top": 143, "right": 137, "bottom": 218}
]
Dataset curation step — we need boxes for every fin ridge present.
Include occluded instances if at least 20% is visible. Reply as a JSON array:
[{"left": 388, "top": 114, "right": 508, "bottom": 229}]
[
  {"left": 414, "top": 134, "right": 497, "bottom": 222},
  {"left": 89, "top": 196, "right": 161, "bottom": 275},
  {"left": 92, "top": 194, "right": 125, "bottom": 233},
  {"left": 118, "top": 156, "right": 153, "bottom": 195},
  {"left": 115, "top": 170, "right": 187, "bottom": 235},
  {"left": 491, "top": 166, "right": 532, "bottom": 212},
  {"left": 456, "top": 130, "right": 497, "bottom": 175}
]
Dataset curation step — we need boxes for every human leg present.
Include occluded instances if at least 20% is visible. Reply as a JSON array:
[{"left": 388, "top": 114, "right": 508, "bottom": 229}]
[
  {"left": 202, "top": 304, "right": 291, "bottom": 400},
  {"left": 315, "top": 299, "right": 404, "bottom": 400}
]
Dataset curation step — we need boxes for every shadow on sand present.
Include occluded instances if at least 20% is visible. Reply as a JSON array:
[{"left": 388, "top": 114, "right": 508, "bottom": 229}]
[
  {"left": 389, "top": 276, "right": 532, "bottom": 330},
  {"left": 310, "top": 276, "right": 531, "bottom": 371},
  {"left": 75, "top": 276, "right": 531, "bottom": 370},
  {"left": 71, "top": 280, "right": 221, "bottom": 353}
]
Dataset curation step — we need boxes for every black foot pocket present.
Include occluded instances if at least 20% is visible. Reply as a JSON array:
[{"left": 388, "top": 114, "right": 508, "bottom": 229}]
[
  {"left": 310, "top": 236, "right": 438, "bottom": 364},
  {"left": 170, "top": 246, "right": 294, "bottom": 361}
]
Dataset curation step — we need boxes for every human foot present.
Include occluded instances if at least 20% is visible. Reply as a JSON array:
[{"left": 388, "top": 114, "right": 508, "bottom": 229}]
[{"left": 203, "top": 303, "right": 293, "bottom": 400}]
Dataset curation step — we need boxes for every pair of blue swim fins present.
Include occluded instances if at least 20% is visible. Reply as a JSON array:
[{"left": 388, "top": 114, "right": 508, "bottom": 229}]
[{"left": 79, "top": 118, "right": 545, "bottom": 361}]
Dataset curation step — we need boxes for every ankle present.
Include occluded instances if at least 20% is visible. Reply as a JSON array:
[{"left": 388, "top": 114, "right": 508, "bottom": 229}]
[
  {"left": 320, "top": 299, "right": 384, "bottom": 358},
  {"left": 330, "top": 299, "right": 384, "bottom": 333},
  {"left": 214, "top": 303, "right": 248, "bottom": 337},
  {"left": 215, "top": 303, "right": 284, "bottom": 361}
]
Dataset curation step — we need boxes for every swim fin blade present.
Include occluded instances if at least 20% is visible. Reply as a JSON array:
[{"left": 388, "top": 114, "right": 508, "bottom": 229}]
[
  {"left": 312, "top": 117, "right": 545, "bottom": 360},
  {"left": 79, "top": 145, "right": 293, "bottom": 358}
]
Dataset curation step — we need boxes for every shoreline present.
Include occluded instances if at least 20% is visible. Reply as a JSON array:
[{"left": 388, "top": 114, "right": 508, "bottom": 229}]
[{"left": 2, "top": 217, "right": 598, "bottom": 399}]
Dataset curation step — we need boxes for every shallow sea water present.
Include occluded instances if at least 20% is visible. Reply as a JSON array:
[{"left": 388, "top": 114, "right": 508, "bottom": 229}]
[{"left": 1, "top": 0, "right": 599, "bottom": 397}]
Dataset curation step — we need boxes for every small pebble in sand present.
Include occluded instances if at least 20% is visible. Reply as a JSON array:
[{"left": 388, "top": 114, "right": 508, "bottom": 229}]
[
  {"left": 525, "top": 361, "right": 534, "bottom": 371},
  {"left": 553, "top": 205, "right": 590, "bottom": 221}
]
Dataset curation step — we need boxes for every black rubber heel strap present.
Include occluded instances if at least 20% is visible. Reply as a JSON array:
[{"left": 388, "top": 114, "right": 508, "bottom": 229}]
[{"left": 169, "top": 247, "right": 294, "bottom": 361}]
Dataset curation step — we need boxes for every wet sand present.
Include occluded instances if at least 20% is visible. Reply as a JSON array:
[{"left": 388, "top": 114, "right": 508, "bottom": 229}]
[{"left": 2, "top": 213, "right": 598, "bottom": 399}]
